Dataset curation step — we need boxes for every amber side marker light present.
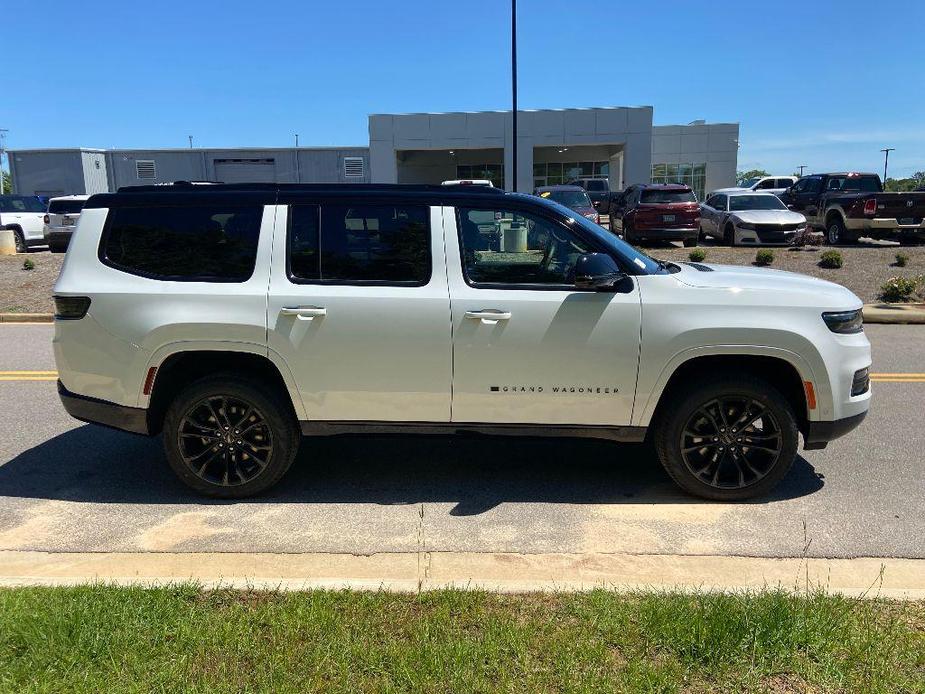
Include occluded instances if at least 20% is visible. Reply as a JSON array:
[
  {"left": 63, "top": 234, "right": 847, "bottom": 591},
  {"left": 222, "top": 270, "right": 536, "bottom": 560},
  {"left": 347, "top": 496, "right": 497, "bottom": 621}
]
[
  {"left": 804, "top": 381, "right": 817, "bottom": 410},
  {"left": 142, "top": 367, "right": 158, "bottom": 396}
]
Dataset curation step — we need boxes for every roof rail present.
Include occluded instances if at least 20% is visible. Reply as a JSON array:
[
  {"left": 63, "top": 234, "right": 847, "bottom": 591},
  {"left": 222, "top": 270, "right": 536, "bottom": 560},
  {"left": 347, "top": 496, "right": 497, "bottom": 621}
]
[{"left": 116, "top": 182, "right": 507, "bottom": 194}]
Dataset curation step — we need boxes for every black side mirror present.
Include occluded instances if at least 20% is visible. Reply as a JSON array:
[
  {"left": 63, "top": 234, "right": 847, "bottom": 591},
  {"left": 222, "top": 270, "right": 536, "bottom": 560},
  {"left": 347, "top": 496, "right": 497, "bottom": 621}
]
[{"left": 573, "top": 253, "right": 626, "bottom": 291}]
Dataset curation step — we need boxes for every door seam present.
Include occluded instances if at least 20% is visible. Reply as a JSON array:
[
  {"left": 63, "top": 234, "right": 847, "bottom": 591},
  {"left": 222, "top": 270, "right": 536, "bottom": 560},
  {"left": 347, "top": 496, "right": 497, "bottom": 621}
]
[{"left": 441, "top": 206, "right": 455, "bottom": 422}]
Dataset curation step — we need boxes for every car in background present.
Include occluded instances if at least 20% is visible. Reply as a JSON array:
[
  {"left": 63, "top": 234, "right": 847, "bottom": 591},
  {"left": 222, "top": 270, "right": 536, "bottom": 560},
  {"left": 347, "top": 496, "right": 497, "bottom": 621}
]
[
  {"left": 44, "top": 195, "right": 90, "bottom": 253},
  {"left": 0, "top": 195, "right": 48, "bottom": 252},
  {"left": 534, "top": 185, "right": 600, "bottom": 224},
  {"left": 567, "top": 178, "right": 613, "bottom": 213},
  {"left": 779, "top": 172, "right": 925, "bottom": 245},
  {"left": 700, "top": 192, "right": 806, "bottom": 246},
  {"left": 714, "top": 176, "right": 798, "bottom": 198},
  {"left": 441, "top": 179, "right": 494, "bottom": 187},
  {"left": 610, "top": 184, "right": 700, "bottom": 247}
]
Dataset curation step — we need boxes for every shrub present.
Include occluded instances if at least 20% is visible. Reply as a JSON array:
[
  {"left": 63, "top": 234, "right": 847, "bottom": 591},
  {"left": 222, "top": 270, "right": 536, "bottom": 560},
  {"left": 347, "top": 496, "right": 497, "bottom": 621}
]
[
  {"left": 21, "top": 259, "right": 35, "bottom": 271},
  {"left": 688, "top": 248, "right": 706, "bottom": 262},
  {"left": 754, "top": 249, "right": 774, "bottom": 266},
  {"left": 879, "top": 276, "right": 921, "bottom": 303},
  {"left": 895, "top": 253, "right": 909, "bottom": 268},
  {"left": 819, "top": 250, "right": 843, "bottom": 269}
]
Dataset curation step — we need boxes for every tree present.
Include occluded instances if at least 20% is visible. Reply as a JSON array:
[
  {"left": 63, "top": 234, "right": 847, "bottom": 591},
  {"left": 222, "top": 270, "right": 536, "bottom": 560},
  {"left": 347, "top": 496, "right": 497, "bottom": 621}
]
[
  {"left": 1, "top": 171, "right": 10, "bottom": 194},
  {"left": 736, "top": 169, "right": 769, "bottom": 185}
]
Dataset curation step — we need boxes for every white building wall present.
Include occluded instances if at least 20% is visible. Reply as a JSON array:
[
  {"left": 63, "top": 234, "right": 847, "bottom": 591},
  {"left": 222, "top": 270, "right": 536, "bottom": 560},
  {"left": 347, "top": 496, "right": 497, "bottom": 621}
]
[{"left": 652, "top": 123, "right": 739, "bottom": 195}]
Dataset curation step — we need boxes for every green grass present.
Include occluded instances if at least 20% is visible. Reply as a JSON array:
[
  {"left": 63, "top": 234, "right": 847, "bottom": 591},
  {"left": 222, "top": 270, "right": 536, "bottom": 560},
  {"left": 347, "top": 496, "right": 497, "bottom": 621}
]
[{"left": 0, "top": 586, "right": 922, "bottom": 692}]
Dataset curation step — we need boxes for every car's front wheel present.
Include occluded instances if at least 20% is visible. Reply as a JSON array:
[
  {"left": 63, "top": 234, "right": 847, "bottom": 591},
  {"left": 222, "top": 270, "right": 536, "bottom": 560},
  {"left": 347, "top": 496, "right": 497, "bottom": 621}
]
[
  {"left": 723, "top": 223, "right": 736, "bottom": 246},
  {"left": 653, "top": 375, "right": 799, "bottom": 501},
  {"left": 163, "top": 375, "right": 299, "bottom": 498}
]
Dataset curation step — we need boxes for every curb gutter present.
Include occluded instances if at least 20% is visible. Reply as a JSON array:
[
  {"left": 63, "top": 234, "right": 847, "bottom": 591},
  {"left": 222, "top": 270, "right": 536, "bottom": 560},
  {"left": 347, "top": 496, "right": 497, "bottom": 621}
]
[{"left": 0, "top": 313, "right": 53, "bottom": 323}]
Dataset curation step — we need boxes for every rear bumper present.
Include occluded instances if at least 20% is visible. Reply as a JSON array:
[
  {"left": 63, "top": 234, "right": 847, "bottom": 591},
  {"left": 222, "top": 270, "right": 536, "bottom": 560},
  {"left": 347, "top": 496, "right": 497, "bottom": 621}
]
[
  {"left": 845, "top": 218, "right": 925, "bottom": 238},
  {"left": 631, "top": 227, "right": 698, "bottom": 241},
  {"left": 58, "top": 380, "right": 150, "bottom": 435},
  {"left": 803, "top": 411, "right": 867, "bottom": 450}
]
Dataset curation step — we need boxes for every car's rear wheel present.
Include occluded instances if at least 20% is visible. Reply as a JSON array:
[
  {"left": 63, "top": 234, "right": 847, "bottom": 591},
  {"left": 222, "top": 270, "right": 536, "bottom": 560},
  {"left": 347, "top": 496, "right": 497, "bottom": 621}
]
[
  {"left": 653, "top": 375, "right": 799, "bottom": 501},
  {"left": 683, "top": 236, "right": 698, "bottom": 248},
  {"left": 723, "top": 223, "right": 736, "bottom": 246},
  {"left": 825, "top": 216, "right": 855, "bottom": 245},
  {"left": 163, "top": 375, "right": 299, "bottom": 498}
]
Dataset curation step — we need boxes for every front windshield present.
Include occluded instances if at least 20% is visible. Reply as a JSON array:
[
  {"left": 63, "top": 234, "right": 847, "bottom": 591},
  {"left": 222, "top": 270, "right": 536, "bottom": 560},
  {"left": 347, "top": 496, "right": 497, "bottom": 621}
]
[
  {"left": 739, "top": 178, "right": 761, "bottom": 189},
  {"left": 547, "top": 190, "right": 592, "bottom": 208},
  {"left": 729, "top": 195, "right": 787, "bottom": 211},
  {"left": 538, "top": 197, "right": 662, "bottom": 274},
  {"left": 0, "top": 196, "right": 47, "bottom": 213}
]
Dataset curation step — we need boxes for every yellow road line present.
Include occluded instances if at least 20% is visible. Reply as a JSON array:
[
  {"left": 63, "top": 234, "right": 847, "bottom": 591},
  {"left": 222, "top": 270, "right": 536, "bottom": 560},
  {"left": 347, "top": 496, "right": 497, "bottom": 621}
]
[{"left": 0, "top": 371, "right": 58, "bottom": 375}]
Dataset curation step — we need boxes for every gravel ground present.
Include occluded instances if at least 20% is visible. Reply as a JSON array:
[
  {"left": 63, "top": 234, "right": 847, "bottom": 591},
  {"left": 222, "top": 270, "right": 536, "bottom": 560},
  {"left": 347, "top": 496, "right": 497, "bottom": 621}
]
[
  {"left": 0, "top": 241, "right": 922, "bottom": 312},
  {"left": 0, "top": 253, "right": 64, "bottom": 313}
]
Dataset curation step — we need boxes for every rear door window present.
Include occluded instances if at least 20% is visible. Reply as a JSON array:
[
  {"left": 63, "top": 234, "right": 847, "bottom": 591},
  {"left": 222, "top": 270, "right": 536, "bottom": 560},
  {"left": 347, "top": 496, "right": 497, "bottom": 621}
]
[
  {"left": 640, "top": 189, "right": 696, "bottom": 204},
  {"left": 288, "top": 203, "right": 431, "bottom": 285},
  {"left": 102, "top": 205, "right": 263, "bottom": 282}
]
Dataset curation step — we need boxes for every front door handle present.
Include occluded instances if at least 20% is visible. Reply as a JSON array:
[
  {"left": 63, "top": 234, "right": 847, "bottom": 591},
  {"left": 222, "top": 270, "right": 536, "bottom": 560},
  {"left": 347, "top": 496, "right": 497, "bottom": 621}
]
[
  {"left": 281, "top": 306, "right": 327, "bottom": 320},
  {"left": 464, "top": 310, "right": 511, "bottom": 325}
]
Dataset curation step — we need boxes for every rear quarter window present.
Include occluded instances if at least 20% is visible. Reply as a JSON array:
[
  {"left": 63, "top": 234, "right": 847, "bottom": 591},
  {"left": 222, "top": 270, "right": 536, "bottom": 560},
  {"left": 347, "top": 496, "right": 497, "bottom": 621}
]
[{"left": 101, "top": 205, "right": 263, "bottom": 282}]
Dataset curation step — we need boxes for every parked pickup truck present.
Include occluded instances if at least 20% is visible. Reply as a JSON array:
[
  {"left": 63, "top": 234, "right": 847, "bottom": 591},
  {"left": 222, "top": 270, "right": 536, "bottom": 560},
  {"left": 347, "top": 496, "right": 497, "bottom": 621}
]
[
  {"left": 54, "top": 182, "right": 871, "bottom": 501},
  {"left": 779, "top": 172, "right": 925, "bottom": 245}
]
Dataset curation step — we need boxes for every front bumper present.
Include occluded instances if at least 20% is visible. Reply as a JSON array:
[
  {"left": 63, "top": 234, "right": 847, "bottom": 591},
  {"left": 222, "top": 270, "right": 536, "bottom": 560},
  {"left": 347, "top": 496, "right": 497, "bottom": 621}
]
[
  {"left": 803, "top": 411, "right": 867, "bottom": 450},
  {"left": 58, "top": 380, "right": 150, "bottom": 435},
  {"left": 735, "top": 225, "right": 799, "bottom": 246}
]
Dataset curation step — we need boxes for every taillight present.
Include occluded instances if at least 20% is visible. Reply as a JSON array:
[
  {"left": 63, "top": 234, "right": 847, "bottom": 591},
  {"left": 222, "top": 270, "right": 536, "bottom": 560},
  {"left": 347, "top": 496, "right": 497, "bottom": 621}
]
[
  {"left": 44, "top": 214, "right": 49, "bottom": 224},
  {"left": 863, "top": 198, "right": 877, "bottom": 216},
  {"left": 54, "top": 296, "right": 91, "bottom": 320}
]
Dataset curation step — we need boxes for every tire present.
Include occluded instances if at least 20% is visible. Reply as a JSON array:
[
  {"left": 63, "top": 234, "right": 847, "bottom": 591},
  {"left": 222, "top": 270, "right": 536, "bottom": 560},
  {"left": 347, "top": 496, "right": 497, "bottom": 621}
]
[
  {"left": 50, "top": 243, "right": 67, "bottom": 254},
  {"left": 12, "top": 228, "right": 26, "bottom": 254},
  {"left": 653, "top": 375, "right": 799, "bottom": 501},
  {"left": 698, "top": 224, "right": 707, "bottom": 242},
  {"left": 825, "top": 216, "right": 850, "bottom": 245},
  {"left": 683, "top": 236, "right": 698, "bottom": 248},
  {"left": 723, "top": 223, "right": 736, "bottom": 246},
  {"left": 162, "top": 374, "right": 300, "bottom": 498}
]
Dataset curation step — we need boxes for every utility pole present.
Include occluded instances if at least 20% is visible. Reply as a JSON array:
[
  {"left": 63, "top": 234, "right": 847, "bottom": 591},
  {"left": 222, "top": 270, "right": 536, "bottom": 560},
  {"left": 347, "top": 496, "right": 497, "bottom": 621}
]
[
  {"left": 798, "top": 165, "right": 807, "bottom": 177},
  {"left": 511, "top": 0, "right": 518, "bottom": 192},
  {"left": 188, "top": 135, "right": 194, "bottom": 149},
  {"left": 0, "top": 129, "right": 8, "bottom": 193},
  {"left": 294, "top": 133, "right": 299, "bottom": 148},
  {"left": 880, "top": 148, "right": 895, "bottom": 183}
]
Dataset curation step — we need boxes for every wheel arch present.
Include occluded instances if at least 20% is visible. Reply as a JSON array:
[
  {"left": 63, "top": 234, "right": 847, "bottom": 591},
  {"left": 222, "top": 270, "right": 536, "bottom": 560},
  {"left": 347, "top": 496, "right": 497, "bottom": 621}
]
[
  {"left": 142, "top": 344, "right": 305, "bottom": 435},
  {"left": 638, "top": 348, "right": 826, "bottom": 438}
]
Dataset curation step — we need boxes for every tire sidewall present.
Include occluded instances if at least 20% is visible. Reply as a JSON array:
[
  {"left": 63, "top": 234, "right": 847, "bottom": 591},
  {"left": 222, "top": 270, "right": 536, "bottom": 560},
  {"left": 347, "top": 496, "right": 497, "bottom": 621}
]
[
  {"left": 163, "top": 375, "right": 299, "bottom": 498},
  {"left": 826, "top": 219, "right": 842, "bottom": 245},
  {"left": 654, "top": 376, "right": 799, "bottom": 501}
]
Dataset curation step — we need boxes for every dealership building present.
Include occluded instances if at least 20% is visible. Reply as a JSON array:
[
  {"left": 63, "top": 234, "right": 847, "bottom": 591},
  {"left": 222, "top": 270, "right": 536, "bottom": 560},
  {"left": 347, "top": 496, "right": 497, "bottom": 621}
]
[{"left": 9, "top": 106, "right": 739, "bottom": 201}]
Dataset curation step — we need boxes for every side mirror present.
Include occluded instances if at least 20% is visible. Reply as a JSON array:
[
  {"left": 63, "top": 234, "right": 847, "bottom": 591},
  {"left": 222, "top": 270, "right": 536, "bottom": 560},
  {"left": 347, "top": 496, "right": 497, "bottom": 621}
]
[{"left": 573, "top": 253, "right": 626, "bottom": 291}]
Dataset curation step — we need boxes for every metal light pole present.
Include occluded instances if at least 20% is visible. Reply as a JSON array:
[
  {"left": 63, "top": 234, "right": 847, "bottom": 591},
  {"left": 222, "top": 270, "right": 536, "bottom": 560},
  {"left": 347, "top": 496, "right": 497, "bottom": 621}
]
[
  {"left": 0, "top": 129, "right": 8, "bottom": 193},
  {"left": 880, "top": 148, "right": 895, "bottom": 183},
  {"left": 188, "top": 135, "right": 194, "bottom": 149},
  {"left": 511, "top": 0, "right": 518, "bottom": 192},
  {"left": 798, "top": 165, "right": 807, "bottom": 177},
  {"left": 295, "top": 133, "right": 299, "bottom": 148}
]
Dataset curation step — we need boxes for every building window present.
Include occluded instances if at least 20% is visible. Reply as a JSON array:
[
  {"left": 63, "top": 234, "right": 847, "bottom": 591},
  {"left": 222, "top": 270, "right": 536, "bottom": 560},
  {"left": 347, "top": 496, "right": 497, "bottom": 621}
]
[
  {"left": 532, "top": 161, "right": 609, "bottom": 189},
  {"left": 651, "top": 162, "right": 706, "bottom": 200},
  {"left": 135, "top": 160, "right": 157, "bottom": 180},
  {"left": 456, "top": 164, "right": 504, "bottom": 189},
  {"left": 343, "top": 157, "right": 365, "bottom": 178}
]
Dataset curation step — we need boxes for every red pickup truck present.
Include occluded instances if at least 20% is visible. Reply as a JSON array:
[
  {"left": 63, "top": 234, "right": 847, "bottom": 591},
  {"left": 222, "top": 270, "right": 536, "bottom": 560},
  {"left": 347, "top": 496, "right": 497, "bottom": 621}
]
[{"left": 779, "top": 173, "right": 925, "bottom": 245}]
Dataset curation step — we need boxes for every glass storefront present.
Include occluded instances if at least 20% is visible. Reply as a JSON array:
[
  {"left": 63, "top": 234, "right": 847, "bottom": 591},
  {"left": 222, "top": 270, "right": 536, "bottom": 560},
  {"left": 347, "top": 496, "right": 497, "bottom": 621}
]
[
  {"left": 651, "top": 163, "right": 707, "bottom": 200},
  {"left": 532, "top": 161, "right": 609, "bottom": 189}
]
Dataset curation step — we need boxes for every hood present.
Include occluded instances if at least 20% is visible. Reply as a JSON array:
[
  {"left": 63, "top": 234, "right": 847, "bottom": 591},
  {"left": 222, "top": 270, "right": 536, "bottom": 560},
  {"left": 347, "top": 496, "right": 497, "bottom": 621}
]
[
  {"left": 673, "top": 262, "right": 862, "bottom": 307},
  {"left": 731, "top": 209, "right": 806, "bottom": 224}
]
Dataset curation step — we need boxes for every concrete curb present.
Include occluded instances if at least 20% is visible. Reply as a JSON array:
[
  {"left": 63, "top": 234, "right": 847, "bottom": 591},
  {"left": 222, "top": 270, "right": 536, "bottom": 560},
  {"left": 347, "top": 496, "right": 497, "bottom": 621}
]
[
  {"left": 863, "top": 303, "right": 925, "bottom": 324},
  {"left": 1, "top": 550, "right": 923, "bottom": 599},
  {"left": 0, "top": 313, "right": 53, "bottom": 323}
]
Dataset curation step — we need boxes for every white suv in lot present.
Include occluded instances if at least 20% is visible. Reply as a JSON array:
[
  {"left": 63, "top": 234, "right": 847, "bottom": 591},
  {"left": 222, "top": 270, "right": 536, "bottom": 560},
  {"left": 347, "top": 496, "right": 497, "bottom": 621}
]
[
  {"left": 44, "top": 195, "right": 90, "bottom": 253},
  {"left": 53, "top": 183, "right": 871, "bottom": 500},
  {"left": 0, "top": 194, "right": 48, "bottom": 251}
]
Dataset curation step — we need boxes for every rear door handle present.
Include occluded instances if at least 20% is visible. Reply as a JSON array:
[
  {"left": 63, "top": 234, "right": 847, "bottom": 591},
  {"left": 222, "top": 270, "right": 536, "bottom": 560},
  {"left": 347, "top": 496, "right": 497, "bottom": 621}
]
[
  {"left": 281, "top": 306, "right": 327, "bottom": 320},
  {"left": 464, "top": 310, "right": 511, "bottom": 325}
]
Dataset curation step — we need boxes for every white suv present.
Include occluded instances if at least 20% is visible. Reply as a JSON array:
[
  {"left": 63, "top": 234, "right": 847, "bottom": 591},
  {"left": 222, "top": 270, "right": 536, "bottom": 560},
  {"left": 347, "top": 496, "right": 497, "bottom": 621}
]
[
  {"left": 44, "top": 195, "right": 90, "bottom": 253},
  {"left": 0, "top": 194, "right": 48, "bottom": 251},
  {"left": 53, "top": 183, "right": 871, "bottom": 500}
]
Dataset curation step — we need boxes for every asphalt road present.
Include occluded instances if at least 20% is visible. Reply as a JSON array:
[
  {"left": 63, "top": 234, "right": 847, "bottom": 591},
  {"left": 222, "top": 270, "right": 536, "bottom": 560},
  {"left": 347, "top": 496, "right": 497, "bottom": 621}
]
[{"left": 0, "top": 323, "right": 922, "bottom": 560}]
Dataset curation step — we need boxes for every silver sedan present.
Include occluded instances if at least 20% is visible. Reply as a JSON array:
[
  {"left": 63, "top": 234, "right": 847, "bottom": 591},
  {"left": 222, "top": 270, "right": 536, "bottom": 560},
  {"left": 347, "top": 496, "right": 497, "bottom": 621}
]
[{"left": 700, "top": 192, "right": 807, "bottom": 246}]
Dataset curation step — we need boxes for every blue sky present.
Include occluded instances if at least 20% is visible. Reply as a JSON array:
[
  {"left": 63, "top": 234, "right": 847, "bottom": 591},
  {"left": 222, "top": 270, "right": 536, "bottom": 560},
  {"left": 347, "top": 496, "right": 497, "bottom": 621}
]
[{"left": 5, "top": 0, "right": 924, "bottom": 178}]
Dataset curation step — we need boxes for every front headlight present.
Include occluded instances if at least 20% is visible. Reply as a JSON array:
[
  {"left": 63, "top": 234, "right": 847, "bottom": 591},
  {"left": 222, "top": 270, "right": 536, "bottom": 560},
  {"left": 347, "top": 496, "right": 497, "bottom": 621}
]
[{"left": 822, "top": 309, "right": 863, "bottom": 334}]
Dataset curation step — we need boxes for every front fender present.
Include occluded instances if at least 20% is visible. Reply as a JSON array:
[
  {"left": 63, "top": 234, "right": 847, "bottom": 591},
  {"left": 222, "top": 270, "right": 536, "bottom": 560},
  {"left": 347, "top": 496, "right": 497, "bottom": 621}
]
[{"left": 634, "top": 343, "right": 830, "bottom": 428}]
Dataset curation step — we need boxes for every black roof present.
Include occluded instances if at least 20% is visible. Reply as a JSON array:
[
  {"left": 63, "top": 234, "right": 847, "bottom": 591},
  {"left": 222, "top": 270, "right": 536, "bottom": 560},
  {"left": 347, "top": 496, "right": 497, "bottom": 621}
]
[{"left": 86, "top": 182, "right": 511, "bottom": 209}]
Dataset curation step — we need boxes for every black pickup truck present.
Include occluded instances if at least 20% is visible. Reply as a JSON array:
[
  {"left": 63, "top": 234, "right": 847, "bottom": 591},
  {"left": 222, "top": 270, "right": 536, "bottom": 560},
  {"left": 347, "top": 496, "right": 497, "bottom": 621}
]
[
  {"left": 567, "top": 178, "right": 614, "bottom": 214},
  {"left": 779, "top": 172, "right": 925, "bottom": 245}
]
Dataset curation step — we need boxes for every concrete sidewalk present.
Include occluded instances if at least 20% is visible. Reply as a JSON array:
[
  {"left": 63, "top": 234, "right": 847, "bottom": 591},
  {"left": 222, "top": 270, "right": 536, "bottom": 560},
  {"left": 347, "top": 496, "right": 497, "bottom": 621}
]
[{"left": 1, "top": 550, "right": 922, "bottom": 599}]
